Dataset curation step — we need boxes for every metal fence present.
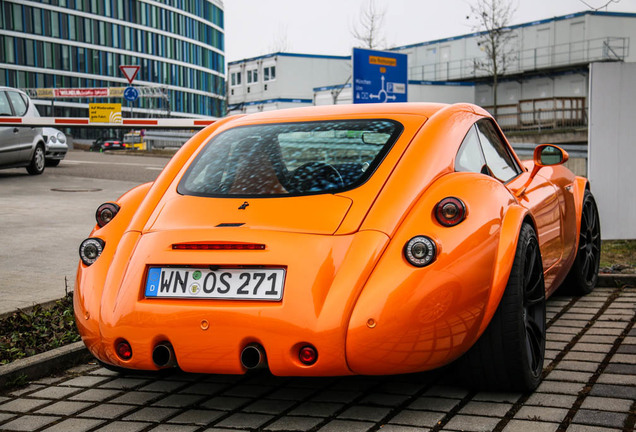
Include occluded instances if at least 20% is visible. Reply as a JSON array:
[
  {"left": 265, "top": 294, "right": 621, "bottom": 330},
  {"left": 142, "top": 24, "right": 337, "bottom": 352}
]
[{"left": 484, "top": 97, "right": 587, "bottom": 132}]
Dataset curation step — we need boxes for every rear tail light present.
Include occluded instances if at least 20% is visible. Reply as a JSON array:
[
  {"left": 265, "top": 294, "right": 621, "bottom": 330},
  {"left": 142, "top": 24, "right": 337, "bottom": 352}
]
[
  {"left": 115, "top": 339, "right": 133, "bottom": 360},
  {"left": 172, "top": 243, "right": 265, "bottom": 250},
  {"left": 435, "top": 197, "right": 466, "bottom": 227},
  {"left": 299, "top": 345, "right": 318, "bottom": 365},
  {"left": 96, "top": 202, "right": 120, "bottom": 227},
  {"left": 404, "top": 236, "right": 437, "bottom": 267},
  {"left": 79, "top": 238, "right": 105, "bottom": 266}
]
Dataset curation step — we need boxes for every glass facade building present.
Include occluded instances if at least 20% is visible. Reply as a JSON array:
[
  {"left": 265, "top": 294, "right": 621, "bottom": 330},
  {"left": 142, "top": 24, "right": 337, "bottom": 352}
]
[{"left": 0, "top": 0, "right": 225, "bottom": 118}]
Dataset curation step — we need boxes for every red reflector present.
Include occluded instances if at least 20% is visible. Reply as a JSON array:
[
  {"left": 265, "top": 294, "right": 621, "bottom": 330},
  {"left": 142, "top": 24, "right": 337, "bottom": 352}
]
[
  {"left": 116, "top": 340, "right": 132, "bottom": 360},
  {"left": 299, "top": 345, "right": 318, "bottom": 365},
  {"left": 172, "top": 243, "right": 266, "bottom": 250}
]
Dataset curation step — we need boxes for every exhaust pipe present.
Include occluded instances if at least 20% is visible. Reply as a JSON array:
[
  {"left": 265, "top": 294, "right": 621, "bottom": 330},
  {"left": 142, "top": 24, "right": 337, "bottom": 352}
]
[
  {"left": 152, "top": 342, "right": 177, "bottom": 368},
  {"left": 241, "top": 343, "right": 266, "bottom": 370}
]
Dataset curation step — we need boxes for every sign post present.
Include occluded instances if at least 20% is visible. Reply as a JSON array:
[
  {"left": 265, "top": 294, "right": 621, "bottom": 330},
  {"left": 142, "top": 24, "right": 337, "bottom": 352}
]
[{"left": 352, "top": 48, "right": 408, "bottom": 104}]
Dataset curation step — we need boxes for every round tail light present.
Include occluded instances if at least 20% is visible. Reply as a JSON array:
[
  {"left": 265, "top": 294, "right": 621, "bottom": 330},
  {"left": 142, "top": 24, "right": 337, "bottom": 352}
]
[
  {"left": 115, "top": 339, "right": 133, "bottom": 360},
  {"left": 299, "top": 345, "right": 318, "bottom": 365},
  {"left": 404, "top": 236, "right": 437, "bottom": 267},
  {"left": 79, "top": 238, "right": 105, "bottom": 266},
  {"left": 435, "top": 197, "right": 466, "bottom": 227},
  {"left": 96, "top": 202, "right": 120, "bottom": 227}
]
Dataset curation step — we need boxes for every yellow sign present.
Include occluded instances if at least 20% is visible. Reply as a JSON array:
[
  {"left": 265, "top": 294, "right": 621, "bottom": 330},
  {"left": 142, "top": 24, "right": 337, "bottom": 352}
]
[
  {"left": 369, "top": 56, "right": 397, "bottom": 67},
  {"left": 89, "top": 103, "right": 122, "bottom": 124}
]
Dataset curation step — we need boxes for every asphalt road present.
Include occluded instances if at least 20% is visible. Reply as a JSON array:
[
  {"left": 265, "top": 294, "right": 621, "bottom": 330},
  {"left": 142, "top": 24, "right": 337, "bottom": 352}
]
[{"left": 0, "top": 150, "right": 170, "bottom": 315}]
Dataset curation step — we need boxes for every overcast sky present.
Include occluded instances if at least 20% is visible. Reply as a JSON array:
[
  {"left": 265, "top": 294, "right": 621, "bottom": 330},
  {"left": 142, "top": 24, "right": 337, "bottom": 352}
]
[{"left": 223, "top": 0, "right": 636, "bottom": 62}]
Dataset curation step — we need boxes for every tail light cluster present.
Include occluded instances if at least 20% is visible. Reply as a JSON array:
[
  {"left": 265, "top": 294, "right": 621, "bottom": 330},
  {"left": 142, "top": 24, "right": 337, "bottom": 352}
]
[
  {"left": 96, "top": 202, "right": 120, "bottom": 227},
  {"left": 435, "top": 197, "right": 466, "bottom": 227},
  {"left": 79, "top": 238, "right": 104, "bottom": 266}
]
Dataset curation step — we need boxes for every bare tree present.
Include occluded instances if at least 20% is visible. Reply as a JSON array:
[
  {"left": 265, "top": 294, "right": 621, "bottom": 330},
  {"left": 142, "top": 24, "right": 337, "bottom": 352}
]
[
  {"left": 351, "top": 0, "right": 386, "bottom": 49},
  {"left": 269, "top": 24, "right": 290, "bottom": 53},
  {"left": 578, "top": 0, "right": 621, "bottom": 11},
  {"left": 468, "top": 0, "right": 517, "bottom": 119}
]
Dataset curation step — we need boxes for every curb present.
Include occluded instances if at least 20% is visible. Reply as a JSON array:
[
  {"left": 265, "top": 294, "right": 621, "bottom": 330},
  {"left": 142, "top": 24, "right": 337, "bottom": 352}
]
[
  {"left": 0, "top": 342, "right": 91, "bottom": 391},
  {"left": 598, "top": 273, "right": 636, "bottom": 287}
]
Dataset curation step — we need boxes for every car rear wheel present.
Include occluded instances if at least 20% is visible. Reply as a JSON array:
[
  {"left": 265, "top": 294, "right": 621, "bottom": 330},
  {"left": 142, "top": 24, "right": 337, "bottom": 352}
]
[
  {"left": 26, "top": 144, "right": 46, "bottom": 175},
  {"left": 562, "top": 190, "right": 601, "bottom": 295},
  {"left": 458, "top": 223, "right": 546, "bottom": 391}
]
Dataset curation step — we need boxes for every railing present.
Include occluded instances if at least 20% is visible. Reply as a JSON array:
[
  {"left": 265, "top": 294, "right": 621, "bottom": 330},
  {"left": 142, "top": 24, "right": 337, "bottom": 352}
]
[
  {"left": 483, "top": 97, "right": 587, "bottom": 131},
  {"left": 408, "top": 37, "right": 629, "bottom": 81}
]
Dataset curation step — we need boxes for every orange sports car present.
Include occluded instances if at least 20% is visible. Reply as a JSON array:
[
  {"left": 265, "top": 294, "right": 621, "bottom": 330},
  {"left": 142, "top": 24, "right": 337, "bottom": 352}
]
[{"left": 74, "top": 103, "right": 600, "bottom": 391}]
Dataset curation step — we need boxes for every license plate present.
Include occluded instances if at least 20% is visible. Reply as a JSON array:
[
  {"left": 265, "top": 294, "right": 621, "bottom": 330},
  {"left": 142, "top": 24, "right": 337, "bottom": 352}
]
[{"left": 145, "top": 267, "right": 285, "bottom": 301}]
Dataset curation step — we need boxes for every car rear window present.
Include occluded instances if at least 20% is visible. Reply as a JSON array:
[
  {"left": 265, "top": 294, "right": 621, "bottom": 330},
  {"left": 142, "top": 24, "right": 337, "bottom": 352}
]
[{"left": 178, "top": 119, "right": 403, "bottom": 197}]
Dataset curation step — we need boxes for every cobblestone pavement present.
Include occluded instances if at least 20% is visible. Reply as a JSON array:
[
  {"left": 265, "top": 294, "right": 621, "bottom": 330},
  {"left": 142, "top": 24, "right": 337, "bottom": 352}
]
[{"left": 1, "top": 286, "right": 634, "bottom": 432}]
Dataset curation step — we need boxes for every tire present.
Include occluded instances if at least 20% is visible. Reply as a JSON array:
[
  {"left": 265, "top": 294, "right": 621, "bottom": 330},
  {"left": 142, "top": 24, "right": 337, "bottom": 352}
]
[
  {"left": 562, "top": 190, "right": 601, "bottom": 295},
  {"left": 26, "top": 144, "right": 46, "bottom": 175},
  {"left": 46, "top": 159, "right": 61, "bottom": 167},
  {"left": 458, "top": 223, "right": 546, "bottom": 391}
]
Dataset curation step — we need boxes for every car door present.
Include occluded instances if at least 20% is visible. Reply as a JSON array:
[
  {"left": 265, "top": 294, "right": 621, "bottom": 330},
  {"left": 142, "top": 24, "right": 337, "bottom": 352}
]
[
  {"left": 0, "top": 90, "right": 22, "bottom": 166},
  {"left": 5, "top": 90, "right": 38, "bottom": 162}
]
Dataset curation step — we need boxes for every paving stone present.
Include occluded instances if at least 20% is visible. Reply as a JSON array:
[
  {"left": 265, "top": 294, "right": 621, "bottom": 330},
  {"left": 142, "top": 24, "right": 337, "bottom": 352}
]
[
  {"left": 563, "top": 351, "right": 606, "bottom": 362},
  {"left": 99, "top": 378, "right": 151, "bottom": 390},
  {"left": 265, "top": 387, "right": 315, "bottom": 401},
  {"left": 146, "top": 425, "right": 198, "bottom": 432},
  {"left": 514, "top": 406, "right": 568, "bottom": 422},
  {"left": 549, "top": 326, "right": 579, "bottom": 335},
  {"left": 0, "top": 414, "right": 60, "bottom": 431},
  {"left": 338, "top": 405, "right": 391, "bottom": 422},
  {"left": 152, "top": 393, "right": 206, "bottom": 408},
  {"left": 222, "top": 384, "right": 271, "bottom": 398},
  {"left": 69, "top": 388, "right": 120, "bottom": 402},
  {"left": 546, "top": 333, "right": 574, "bottom": 342},
  {"left": 264, "top": 416, "right": 324, "bottom": 431},
  {"left": 591, "top": 321, "right": 627, "bottom": 329},
  {"left": 376, "top": 426, "right": 431, "bottom": 432},
  {"left": 616, "top": 344, "right": 636, "bottom": 354},
  {"left": 546, "top": 370, "right": 594, "bottom": 383},
  {"left": 502, "top": 419, "right": 559, "bottom": 432},
  {"left": 581, "top": 396, "right": 634, "bottom": 412},
  {"left": 317, "top": 419, "right": 374, "bottom": 432},
  {"left": 360, "top": 392, "right": 409, "bottom": 407},
  {"left": 123, "top": 406, "right": 180, "bottom": 422},
  {"left": 6, "top": 384, "right": 45, "bottom": 397},
  {"left": 109, "top": 391, "right": 162, "bottom": 405},
  {"left": 167, "top": 409, "right": 224, "bottom": 425},
  {"left": 60, "top": 375, "right": 111, "bottom": 387},
  {"left": 28, "top": 385, "right": 82, "bottom": 399},
  {"left": 0, "top": 398, "right": 51, "bottom": 412},
  {"left": 571, "top": 342, "right": 614, "bottom": 353},
  {"left": 546, "top": 341, "right": 568, "bottom": 350},
  {"left": 553, "top": 360, "right": 598, "bottom": 372},
  {"left": 34, "top": 400, "right": 93, "bottom": 415},
  {"left": 611, "top": 353, "right": 636, "bottom": 364},
  {"left": 545, "top": 350, "right": 560, "bottom": 360},
  {"left": 289, "top": 401, "right": 344, "bottom": 417},
  {"left": 390, "top": 409, "right": 445, "bottom": 427},
  {"left": 459, "top": 401, "right": 512, "bottom": 417},
  {"left": 33, "top": 377, "right": 66, "bottom": 386},
  {"left": 566, "top": 424, "right": 622, "bottom": 432},
  {"left": 535, "top": 380, "right": 585, "bottom": 395},
  {"left": 604, "top": 363, "right": 636, "bottom": 375},
  {"left": 176, "top": 382, "right": 226, "bottom": 395},
  {"left": 42, "top": 417, "right": 105, "bottom": 431},
  {"left": 596, "top": 372, "right": 636, "bottom": 386},
  {"left": 216, "top": 412, "right": 274, "bottom": 429},
  {"left": 77, "top": 403, "right": 137, "bottom": 419},
  {"left": 138, "top": 380, "right": 189, "bottom": 393},
  {"left": 589, "top": 383, "right": 636, "bottom": 400},
  {"left": 0, "top": 412, "right": 16, "bottom": 422},
  {"left": 473, "top": 392, "right": 522, "bottom": 403},
  {"left": 243, "top": 398, "right": 296, "bottom": 414},
  {"left": 422, "top": 385, "right": 468, "bottom": 399},
  {"left": 201, "top": 396, "right": 249, "bottom": 411},
  {"left": 408, "top": 396, "right": 460, "bottom": 412},
  {"left": 444, "top": 414, "right": 501, "bottom": 431},
  {"left": 94, "top": 421, "right": 152, "bottom": 432},
  {"left": 331, "top": 378, "right": 378, "bottom": 392},
  {"left": 585, "top": 327, "right": 623, "bottom": 336},
  {"left": 572, "top": 409, "right": 629, "bottom": 429},
  {"left": 378, "top": 381, "right": 427, "bottom": 396},
  {"left": 67, "top": 364, "right": 100, "bottom": 375},
  {"left": 89, "top": 367, "right": 121, "bottom": 377},
  {"left": 312, "top": 390, "right": 362, "bottom": 404},
  {"left": 525, "top": 393, "right": 577, "bottom": 409}
]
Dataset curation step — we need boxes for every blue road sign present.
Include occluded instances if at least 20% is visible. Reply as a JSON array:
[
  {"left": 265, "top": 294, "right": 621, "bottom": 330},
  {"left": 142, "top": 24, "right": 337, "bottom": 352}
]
[
  {"left": 352, "top": 48, "right": 408, "bottom": 104},
  {"left": 123, "top": 86, "right": 139, "bottom": 102}
]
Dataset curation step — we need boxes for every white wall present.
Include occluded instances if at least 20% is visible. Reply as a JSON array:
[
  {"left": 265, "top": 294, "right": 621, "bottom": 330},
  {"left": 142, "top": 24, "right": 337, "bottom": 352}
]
[{"left": 588, "top": 62, "right": 636, "bottom": 239}]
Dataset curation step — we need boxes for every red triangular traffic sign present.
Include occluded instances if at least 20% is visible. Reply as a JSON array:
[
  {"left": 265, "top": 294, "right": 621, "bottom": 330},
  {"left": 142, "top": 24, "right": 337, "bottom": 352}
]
[{"left": 119, "top": 65, "right": 140, "bottom": 84}]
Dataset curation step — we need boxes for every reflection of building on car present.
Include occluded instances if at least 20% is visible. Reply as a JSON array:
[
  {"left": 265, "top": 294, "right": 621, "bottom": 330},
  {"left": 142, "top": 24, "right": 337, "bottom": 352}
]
[
  {"left": 0, "top": 86, "right": 47, "bottom": 175},
  {"left": 75, "top": 103, "right": 600, "bottom": 392},
  {"left": 42, "top": 127, "right": 68, "bottom": 167},
  {"left": 123, "top": 130, "right": 146, "bottom": 150}
]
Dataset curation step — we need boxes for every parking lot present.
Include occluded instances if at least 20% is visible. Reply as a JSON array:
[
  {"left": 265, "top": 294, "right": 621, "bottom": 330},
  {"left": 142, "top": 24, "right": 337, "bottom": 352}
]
[{"left": 0, "top": 285, "right": 633, "bottom": 432}]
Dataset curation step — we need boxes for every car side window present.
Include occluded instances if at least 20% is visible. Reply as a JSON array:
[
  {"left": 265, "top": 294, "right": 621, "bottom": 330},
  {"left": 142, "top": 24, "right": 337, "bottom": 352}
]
[
  {"left": 456, "top": 125, "right": 487, "bottom": 173},
  {"left": 475, "top": 119, "right": 521, "bottom": 182},
  {"left": 7, "top": 91, "right": 28, "bottom": 117},
  {"left": 0, "top": 92, "right": 12, "bottom": 116}
]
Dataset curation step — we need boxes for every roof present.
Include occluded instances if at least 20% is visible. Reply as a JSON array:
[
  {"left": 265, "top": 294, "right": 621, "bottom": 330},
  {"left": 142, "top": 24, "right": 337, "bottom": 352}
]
[{"left": 229, "top": 52, "right": 351, "bottom": 66}]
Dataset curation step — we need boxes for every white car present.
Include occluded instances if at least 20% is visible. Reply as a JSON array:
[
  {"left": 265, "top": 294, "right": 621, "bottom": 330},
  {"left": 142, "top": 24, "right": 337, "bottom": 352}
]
[
  {"left": 0, "top": 86, "right": 46, "bottom": 175},
  {"left": 42, "top": 127, "right": 68, "bottom": 167}
]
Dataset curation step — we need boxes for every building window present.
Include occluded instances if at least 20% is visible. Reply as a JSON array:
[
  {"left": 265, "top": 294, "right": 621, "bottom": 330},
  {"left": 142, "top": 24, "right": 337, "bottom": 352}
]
[
  {"left": 247, "top": 68, "right": 258, "bottom": 83},
  {"left": 230, "top": 71, "right": 241, "bottom": 86},
  {"left": 263, "top": 65, "right": 275, "bottom": 81}
]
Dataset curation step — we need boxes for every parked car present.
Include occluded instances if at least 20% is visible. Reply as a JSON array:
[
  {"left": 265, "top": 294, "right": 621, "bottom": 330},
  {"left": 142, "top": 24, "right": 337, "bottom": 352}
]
[
  {"left": 42, "top": 127, "right": 68, "bottom": 167},
  {"left": 75, "top": 103, "right": 600, "bottom": 391},
  {"left": 91, "top": 136, "right": 124, "bottom": 151},
  {"left": 0, "top": 86, "right": 46, "bottom": 175}
]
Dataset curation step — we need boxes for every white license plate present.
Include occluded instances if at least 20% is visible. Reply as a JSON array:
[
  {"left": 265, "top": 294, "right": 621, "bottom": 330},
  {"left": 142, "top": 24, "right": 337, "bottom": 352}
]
[{"left": 145, "top": 267, "right": 285, "bottom": 301}]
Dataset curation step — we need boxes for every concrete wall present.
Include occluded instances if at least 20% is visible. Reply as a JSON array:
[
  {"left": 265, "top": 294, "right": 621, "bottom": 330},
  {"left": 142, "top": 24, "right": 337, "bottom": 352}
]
[{"left": 588, "top": 62, "right": 636, "bottom": 239}]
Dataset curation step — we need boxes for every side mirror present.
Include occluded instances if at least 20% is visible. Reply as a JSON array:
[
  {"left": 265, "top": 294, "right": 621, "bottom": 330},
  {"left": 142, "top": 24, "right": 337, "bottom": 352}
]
[{"left": 534, "top": 144, "right": 569, "bottom": 167}]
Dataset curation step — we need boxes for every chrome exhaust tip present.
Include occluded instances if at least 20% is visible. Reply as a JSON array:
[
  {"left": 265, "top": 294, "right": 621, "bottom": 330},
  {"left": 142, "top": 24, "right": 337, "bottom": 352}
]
[
  {"left": 152, "top": 342, "right": 177, "bottom": 368},
  {"left": 240, "top": 343, "right": 266, "bottom": 369}
]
